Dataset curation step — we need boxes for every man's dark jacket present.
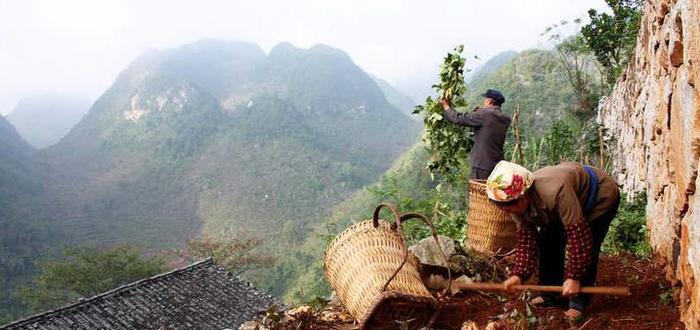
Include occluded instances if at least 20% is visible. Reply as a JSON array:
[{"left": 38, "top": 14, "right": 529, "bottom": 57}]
[{"left": 443, "top": 106, "right": 511, "bottom": 176}]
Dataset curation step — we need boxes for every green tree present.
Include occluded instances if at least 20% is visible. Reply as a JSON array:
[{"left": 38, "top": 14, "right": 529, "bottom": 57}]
[
  {"left": 543, "top": 19, "right": 603, "bottom": 119},
  {"left": 0, "top": 314, "right": 14, "bottom": 326},
  {"left": 555, "top": 35, "right": 602, "bottom": 119},
  {"left": 282, "top": 220, "right": 304, "bottom": 246},
  {"left": 581, "top": 0, "right": 642, "bottom": 86},
  {"left": 17, "top": 244, "right": 165, "bottom": 313}
]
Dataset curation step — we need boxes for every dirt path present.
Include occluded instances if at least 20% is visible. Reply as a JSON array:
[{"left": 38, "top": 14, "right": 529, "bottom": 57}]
[
  {"left": 270, "top": 253, "right": 685, "bottom": 329},
  {"left": 461, "top": 254, "right": 684, "bottom": 329}
]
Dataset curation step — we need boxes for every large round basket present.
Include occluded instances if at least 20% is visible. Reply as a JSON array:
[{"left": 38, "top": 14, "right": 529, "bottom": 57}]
[
  {"left": 465, "top": 180, "right": 517, "bottom": 254},
  {"left": 324, "top": 204, "right": 442, "bottom": 329}
]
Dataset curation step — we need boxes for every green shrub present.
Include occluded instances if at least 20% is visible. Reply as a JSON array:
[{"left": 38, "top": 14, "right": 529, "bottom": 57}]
[
  {"left": 16, "top": 244, "right": 166, "bottom": 313},
  {"left": 0, "top": 314, "right": 14, "bottom": 326},
  {"left": 368, "top": 173, "right": 468, "bottom": 245},
  {"left": 603, "top": 191, "right": 650, "bottom": 257},
  {"left": 581, "top": 0, "right": 642, "bottom": 87}
]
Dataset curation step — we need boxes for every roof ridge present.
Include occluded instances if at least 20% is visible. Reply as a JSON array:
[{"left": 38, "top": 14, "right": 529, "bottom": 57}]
[
  {"left": 207, "top": 262, "right": 283, "bottom": 307},
  {"left": 1, "top": 258, "right": 215, "bottom": 329}
]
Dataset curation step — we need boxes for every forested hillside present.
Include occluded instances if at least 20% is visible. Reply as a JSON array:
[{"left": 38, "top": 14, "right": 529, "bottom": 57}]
[
  {"left": 372, "top": 75, "right": 417, "bottom": 116},
  {"left": 0, "top": 40, "right": 420, "bottom": 315},
  {"left": 0, "top": 116, "right": 47, "bottom": 317},
  {"left": 36, "top": 40, "right": 419, "bottom": 245},
  {"left": 467, "top": 50, "right": 518, "bottom": 88},
  {"left": 466, "top": 49, "right": 588, "bottom": 133}
]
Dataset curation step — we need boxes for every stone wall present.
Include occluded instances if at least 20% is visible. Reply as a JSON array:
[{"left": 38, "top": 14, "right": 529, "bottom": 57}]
[{"left": 598, "top": 0, "right": 699, "bottom": 327}]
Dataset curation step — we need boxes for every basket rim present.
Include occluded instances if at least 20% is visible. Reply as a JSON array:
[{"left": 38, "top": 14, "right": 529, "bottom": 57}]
[{"left": 357, "top": 290, "right": 438, "bottom": 329}]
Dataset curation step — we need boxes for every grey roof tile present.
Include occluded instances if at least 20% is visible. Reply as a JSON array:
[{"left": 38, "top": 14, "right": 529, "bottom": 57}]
[{"left": 2, "top": 259, "right": 278, "bottom": 330}]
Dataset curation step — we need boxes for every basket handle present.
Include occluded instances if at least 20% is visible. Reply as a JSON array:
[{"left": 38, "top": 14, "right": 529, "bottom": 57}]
[
  {"left": 398, "top": 212, "right": 453, "bottom": 297},
  {"left": 372, "top": 203, "right": 402, "bottom": 229},
  {"left": 373, "top": 206, "right": 454, "bottom": 298},
  {"left": 372, "top": 203, "right": 411, "bottom": 294}
]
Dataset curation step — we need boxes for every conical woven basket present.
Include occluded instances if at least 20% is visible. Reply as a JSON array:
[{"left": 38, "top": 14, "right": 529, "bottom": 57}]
[
  {"left": 465, "top": 180, "right": 517, "bottom": 254},
  {"left": 324, "top": 204, "right": 445, "bottom": 329}
]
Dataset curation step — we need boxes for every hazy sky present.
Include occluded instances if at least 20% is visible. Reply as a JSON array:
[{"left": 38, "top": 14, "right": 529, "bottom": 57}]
[{"left": 0, "top": 0, "right": 608, "bottom": 115}]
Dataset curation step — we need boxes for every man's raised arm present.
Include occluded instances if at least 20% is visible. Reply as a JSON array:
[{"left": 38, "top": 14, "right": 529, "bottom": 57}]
[{"left": 439, "top": 99, "right": 484, "bottom": 127}]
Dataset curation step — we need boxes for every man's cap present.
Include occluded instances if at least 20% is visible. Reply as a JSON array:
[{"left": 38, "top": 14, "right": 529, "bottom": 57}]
[{"left": 481, "top": 89, "right": 506, "bottom": 105}]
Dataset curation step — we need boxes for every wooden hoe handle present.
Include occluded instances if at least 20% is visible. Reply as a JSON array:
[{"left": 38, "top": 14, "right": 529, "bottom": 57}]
[{"left": 457, "top": 282, "right": 631, "bottom": 296}]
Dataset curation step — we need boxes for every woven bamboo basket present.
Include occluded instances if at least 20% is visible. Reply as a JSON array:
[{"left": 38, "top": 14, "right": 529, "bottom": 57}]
[
  {"left": 324, "top": 204, "right": 447, "bottom": 329},
  {"left": 465, "top": 180, "right": 517, "bottom": 254}
]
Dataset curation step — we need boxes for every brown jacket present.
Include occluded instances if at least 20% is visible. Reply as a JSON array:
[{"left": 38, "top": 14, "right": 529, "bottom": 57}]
[{"left": 513, "top": 162, "right": 620, "bottom": 228}]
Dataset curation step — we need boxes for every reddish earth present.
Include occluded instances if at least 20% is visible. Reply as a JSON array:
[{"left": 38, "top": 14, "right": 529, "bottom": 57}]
[
  {"left": 272, "top": 253, "right": 685, "bottom": 329},
  {"left": 459, "top": 253, "right": 684, "bottom": 329}
]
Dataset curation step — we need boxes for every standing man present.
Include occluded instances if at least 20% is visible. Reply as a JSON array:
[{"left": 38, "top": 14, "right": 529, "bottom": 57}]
[
  {"left": 485, "top": 161, "right": 620, "bottom": 318},
  {"left": 439, "top": 89, "right": 511, "bottom": 180}
]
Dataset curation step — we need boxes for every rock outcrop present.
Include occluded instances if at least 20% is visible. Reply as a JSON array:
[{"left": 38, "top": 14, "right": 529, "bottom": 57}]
[{"left": 598, "top": 0, "right": 699, "bottom": 327}]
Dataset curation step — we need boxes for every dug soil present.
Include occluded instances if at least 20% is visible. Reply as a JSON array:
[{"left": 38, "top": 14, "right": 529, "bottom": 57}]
[
  {"left": 271, "top": 253, "right": 684, "bottom": 329},
  {"left": 460, "top": 253, "right": 684, "bottom": 329}
]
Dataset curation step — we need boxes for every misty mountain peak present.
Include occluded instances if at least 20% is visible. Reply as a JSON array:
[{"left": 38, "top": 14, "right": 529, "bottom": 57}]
[
  {"left": 267, "top": 42, "right": 352, "bottom": 63},
  {"left": 125, "top": 86, "right": 192, "bottom": 123}
]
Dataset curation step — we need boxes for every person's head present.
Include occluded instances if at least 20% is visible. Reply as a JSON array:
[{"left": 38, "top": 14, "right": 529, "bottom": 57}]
[
  {"left": 485, "top": 161, "right": 534, "bottom": 215},
  {"left": 482, "top": 98, "right": 495, "bottom": 107},
  {"left": 481, "top": 89, "right": 506, "bottom": 107}
]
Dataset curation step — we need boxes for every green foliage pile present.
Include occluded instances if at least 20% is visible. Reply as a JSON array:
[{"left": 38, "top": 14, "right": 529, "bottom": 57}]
[
  {"left": 413, "top": 45, "right": 474, "bottom": 184},
  {"left": 16, "top": 244, "right": 165, "bottom": 314},
  {"left": 603, "top": 192, "right": 651, "bottom": 257},
  {"left": 581, "top": 0, "right": 642, "bottom": 86}
]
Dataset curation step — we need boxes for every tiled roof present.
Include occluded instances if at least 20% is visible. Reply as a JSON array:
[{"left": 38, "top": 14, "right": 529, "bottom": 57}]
[{"left": 2, "top": 258, "right": 279, "bottom": 330}]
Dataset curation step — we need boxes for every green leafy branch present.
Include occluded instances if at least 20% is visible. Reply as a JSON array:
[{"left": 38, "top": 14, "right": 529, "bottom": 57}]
[{"left": 413, "top": 45, "right": 474, "bottom": 184}]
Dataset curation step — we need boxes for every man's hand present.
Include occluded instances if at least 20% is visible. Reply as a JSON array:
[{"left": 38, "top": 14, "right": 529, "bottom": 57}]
[
  {"left": 439, "top": 98, "right": 451, "bottom": 110},
  {"left": 502, "top": 275, "right": 522, "bottom": 293},
  {"left": 562, "top": 279, "right": 581, "bottom": 297}
]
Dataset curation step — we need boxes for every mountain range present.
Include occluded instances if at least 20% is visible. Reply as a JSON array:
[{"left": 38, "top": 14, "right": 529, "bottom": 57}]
[{"left": 0, "top": 39, "right": 420, "bottom": 314}]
